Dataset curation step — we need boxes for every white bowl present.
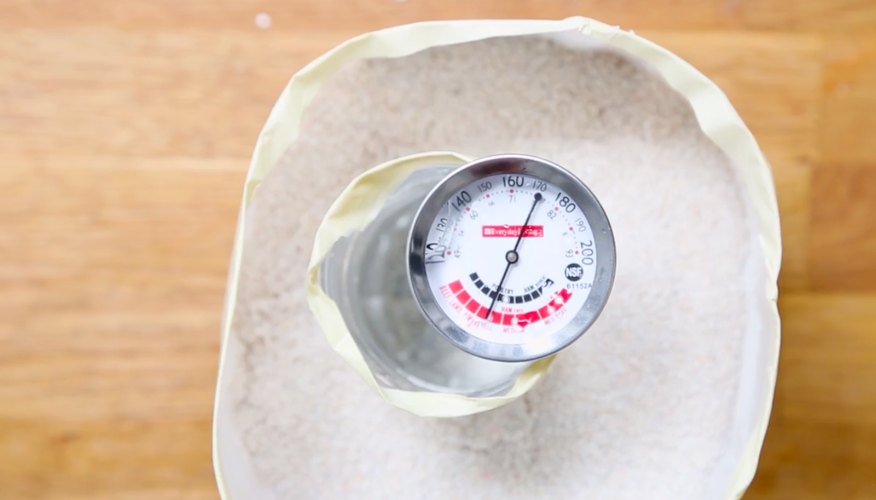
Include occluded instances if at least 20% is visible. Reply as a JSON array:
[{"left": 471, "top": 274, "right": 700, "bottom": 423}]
[{"left": 213, "top": 17, "right": 780, "bottom": 499}]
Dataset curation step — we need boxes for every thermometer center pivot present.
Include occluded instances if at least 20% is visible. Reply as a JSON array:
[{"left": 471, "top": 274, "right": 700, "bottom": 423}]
[{"left": 485, "top": 192, "right": 543, "bottom": 319}]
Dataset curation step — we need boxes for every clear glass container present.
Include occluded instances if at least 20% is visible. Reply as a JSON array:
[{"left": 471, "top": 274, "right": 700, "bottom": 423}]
[{"left": 319, "top": 165, "right": 529, "bottom": 397}]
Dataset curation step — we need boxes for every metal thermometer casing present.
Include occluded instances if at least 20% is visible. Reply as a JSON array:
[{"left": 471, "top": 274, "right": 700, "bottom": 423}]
[{"left": 408, "top": 155, "right": 616, "bottom": 362}]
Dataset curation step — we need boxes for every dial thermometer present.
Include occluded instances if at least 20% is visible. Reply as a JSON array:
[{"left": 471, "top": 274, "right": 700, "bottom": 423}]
[{"left": 408, "top": 155, "right": 616, "bottom": 362}]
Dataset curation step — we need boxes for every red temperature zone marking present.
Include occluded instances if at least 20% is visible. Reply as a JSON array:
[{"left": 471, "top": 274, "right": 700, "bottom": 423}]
[
  {"left": 443, "top": 280, "right": 572, "bottom": 328},
  {"left": 481, "top": 225, "right": 544, "bottom": 238}
]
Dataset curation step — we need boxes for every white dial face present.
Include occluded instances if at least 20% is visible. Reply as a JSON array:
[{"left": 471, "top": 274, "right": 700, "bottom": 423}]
[{"left": 423, "top": 173, "right": 597, "bottom": 345}]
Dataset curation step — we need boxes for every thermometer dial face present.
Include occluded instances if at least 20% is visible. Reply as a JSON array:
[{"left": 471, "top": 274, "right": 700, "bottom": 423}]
[{"left": 408, "top": 155, "right": 615, "bottom": 362}]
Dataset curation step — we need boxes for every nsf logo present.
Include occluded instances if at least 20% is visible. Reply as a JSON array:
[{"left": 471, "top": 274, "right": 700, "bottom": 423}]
[{"left": 564, "top": 263, "right": 583, "bottom": 282}]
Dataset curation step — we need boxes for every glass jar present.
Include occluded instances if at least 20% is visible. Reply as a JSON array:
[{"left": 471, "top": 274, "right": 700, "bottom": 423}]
[{"left": 319, "top": 164, "right": 530, "bottom": 397}]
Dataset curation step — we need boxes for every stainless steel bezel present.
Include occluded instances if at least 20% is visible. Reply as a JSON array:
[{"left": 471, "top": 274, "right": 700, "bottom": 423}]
[{"left": 407, "top": 154, "right": 616, "bottom": 362}]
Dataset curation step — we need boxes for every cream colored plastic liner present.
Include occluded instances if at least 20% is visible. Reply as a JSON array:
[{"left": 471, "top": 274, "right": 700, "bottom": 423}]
[{"left": 213, "top": 17, "right": 781, "bottom": 500}]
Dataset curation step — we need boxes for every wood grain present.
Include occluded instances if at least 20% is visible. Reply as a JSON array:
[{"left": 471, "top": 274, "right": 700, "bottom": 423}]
[
  {"left": 809, "top": 167, "right": 876, "bottom": 291},
  {"left": 0, "top": 1, "right": 874, "bottom": 498},
  {"left": 822, "top": 35, "right": 876, "bottom": 166},
  {"left": 4, "top": 0, "right": 876, "bottom": 32},
  {"left": 752, "top": 294, "right": 876, "bottom": 499}
]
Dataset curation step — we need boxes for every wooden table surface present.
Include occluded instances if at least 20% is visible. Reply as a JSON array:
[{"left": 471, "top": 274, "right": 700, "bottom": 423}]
[{"left": 2, "top": 1, "right": 875, "bottom": 498}]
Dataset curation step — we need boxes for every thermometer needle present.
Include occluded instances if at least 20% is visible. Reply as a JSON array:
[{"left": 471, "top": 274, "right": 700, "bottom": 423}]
[{"left": 484, "top": 192, "right": 543, "bottom": 319}]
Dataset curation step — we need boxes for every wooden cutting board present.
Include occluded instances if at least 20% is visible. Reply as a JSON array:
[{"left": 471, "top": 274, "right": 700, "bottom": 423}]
[{"left": 1, "top": 1, "right": 874, "bottom": 498}]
